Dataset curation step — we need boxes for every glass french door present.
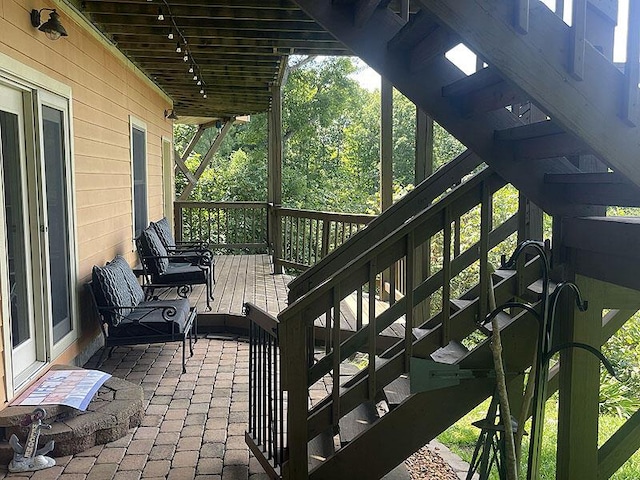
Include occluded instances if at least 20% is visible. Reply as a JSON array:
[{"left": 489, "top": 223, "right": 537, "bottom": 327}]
[
  {"left": 0, "top": 84, "right": 38, "bottom": 382},
  {"left": 0, "top": 83, "right": 75, "bottom": 391}
]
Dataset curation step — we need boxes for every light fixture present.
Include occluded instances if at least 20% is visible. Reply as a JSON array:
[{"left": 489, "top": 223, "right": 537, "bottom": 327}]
[
  {"left": 164, "top": 109, "right": 178, "bottom": 120},
  {"left": 30, "top": 8, "right": 68, "bottom": 40},
  {"left": 175, "top": 43, "right": 182, "bottom": 53},
  {"left": 157, "top": 8, "right": 164, "bottom": 21},
  {"left": 188, "top": 65, "right": 194, "bottom": 73},
  {"left": 200, "top": 88, "right": 204, "bottom": 94},
  {"left": 203, "top": 94, "right": 207, "bottom": 99},
  {"left": 167, "top": 30, "right": 174, "bottom": 40},
  {"left": 183, "top": 54, "right": 189, "bottom": 62},
  {"left": 193, "top": 74, "right": 198, "bottom": 81}
]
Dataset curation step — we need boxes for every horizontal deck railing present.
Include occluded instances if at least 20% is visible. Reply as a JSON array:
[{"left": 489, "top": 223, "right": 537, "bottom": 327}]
[
  {"left": 174, "top": 201, "right": 269, "bottom": 251},
  {"left": 275, "top": 208, "right": 375, "bottom": 271},
  {"left": 174, "top": 201, "right": 377, "bottom": 271}
]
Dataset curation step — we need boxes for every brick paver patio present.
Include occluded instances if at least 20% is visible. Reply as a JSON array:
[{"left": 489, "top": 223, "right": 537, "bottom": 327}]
[{"left": 0, "top": 338, "right": 268, "bottom": 480}]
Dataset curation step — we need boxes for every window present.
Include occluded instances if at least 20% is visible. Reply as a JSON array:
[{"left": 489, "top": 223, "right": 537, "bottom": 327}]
[{"left": 130, "top": 118, "right": 147, "bottom": 239}]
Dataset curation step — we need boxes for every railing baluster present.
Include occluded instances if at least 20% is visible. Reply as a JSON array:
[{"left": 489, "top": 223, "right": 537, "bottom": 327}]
[
  {"left": 368, "top": 260, "right": 377, "bottom": 401},
  {"left": 570, "top": 0, "right": 586, "bottom": 80},
  {"left": 332, "top": 286, "right": 341, "bottom": 428},
  {"left": 267, "top": 333, "right": 273, "bottom": 460},
  {"left": 454, "top": 219, "right": 461, "bottom": 257},
  {"left": 442, "top": 208, "right": 452, "bottom": 347},
  {"left": 515, "top": 0, "right": 529, "bottom": 34},
  {"left": 479, "top": 182, "right": 491, "bottom": 323},
  {"left": 321, "top": 219, "right": 330, "bottom": 259},
  {"left": 624, "top": 0, "right": 640, "bottom": 125},
  {"left": 357, "top": 285, "right": 363, "bottom": 330},
  {"left": 404, "top": 232, "right": 415, "bottom": 371},
  {"left": 249, "top": 321, "right": 254, "bottom": 438}
]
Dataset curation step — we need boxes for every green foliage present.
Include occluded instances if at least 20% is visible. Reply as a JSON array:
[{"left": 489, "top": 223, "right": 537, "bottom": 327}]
[{"left": 600, "top": 311, "right": 640, "bottom": 417}]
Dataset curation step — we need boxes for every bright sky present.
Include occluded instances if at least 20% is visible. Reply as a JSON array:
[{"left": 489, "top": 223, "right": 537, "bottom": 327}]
[{"left": 353, "top": 0, "right": 630, "bottom": 89}]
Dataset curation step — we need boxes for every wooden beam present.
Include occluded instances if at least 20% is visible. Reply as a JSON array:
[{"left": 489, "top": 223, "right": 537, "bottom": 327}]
[
  {"left": 598, "top": 407, "right": 640, "bottom": 479},
  {"left": 380, "top": 77, "right": 393, "bottom": 212},
  {"left": 387, "top": 10, "right": 440, "bottom": 53},
  {"left": 557, "top": 274, "right": 601, "bottom": 480},
  {"left": 354, "top": 0, "right": 384, "bottom": 28},
  {"left": 178, "top": 118, "right": 235, "bottom": 200},
  {"left": 269, "top": 78, "right": 284, "bottom": 274}
]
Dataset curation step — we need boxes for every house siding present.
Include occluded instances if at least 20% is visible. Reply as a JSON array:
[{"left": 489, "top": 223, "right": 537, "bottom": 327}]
[{"left": 0, "top": 0, "right": 173, "bottom": 401}]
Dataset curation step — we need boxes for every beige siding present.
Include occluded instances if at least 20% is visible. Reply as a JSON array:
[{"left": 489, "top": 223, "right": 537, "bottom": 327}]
[{"left": 0, "top": 0, "right": 173, "bottom": 397}]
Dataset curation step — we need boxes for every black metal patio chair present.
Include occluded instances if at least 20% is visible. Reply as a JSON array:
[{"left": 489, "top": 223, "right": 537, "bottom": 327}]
[
  {"left": 136, "top": 226, "right": 214, "bottom": 311},
  {"left": 150, "top": 217, "right": 215, "bottom": 282},
  {"left": 88, "top": 255, "right": 197, "bottom": 373}
]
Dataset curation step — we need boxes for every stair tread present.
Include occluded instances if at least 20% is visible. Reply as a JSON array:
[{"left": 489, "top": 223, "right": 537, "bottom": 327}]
[
  {"left": 338, "top": 401, "right": 379, "bottom": 444},
  {"left": 442, "top": 67, "right": 504, "bottom": 97},
  {"left": 527, "top": 279, "right": 558, "bottom": 296},
  {"left": 383, "top": 374, "right": 411, "bottom": 407},
  {"left": 481, "top": 311, "right": 513, "bottom": 332},
  {"left": 450, "top": 298, "right": 474, "bottom": 311},
  {"left": 308, "top": 428, "right": 335, "bottom": 469},
  {"left": 494, "top": 120, "right": 564, "bottom": 141},
  {"left": 430, "top": 340, "right": 469, "bottom": 364}
]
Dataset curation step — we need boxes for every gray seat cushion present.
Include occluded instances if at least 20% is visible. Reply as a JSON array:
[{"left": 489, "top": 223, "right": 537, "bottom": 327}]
[
  {"left": 109, "top": 298, "right": 192, "bottom": 338},
  {"left": 151, "top": 263, "right": 208, "bottom": 284}
]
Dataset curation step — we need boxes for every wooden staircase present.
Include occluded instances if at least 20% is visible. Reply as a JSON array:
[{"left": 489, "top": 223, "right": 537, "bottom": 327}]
[{"left": 247, "top": 1, "right": 640, "bottom": 478}]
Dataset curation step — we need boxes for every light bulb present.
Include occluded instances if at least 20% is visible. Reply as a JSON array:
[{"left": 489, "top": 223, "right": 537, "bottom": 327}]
[
  {"left": 183, "top": 54, "right": 189, "bottom": 62},
  {"left": 157, "top": 8, "right": 164, "bottom": 21},
  {"left": 168, "top": 31, "right": 174, "bottom": 40},
  {"left": 193, "top": 75, "right": 198, "bottom": 81},
  {"left": 188, "top": 65, "right": 194, "bottom": 73},
  {"left": 176, "top": 43, "right": 182, "bottom": 53}
]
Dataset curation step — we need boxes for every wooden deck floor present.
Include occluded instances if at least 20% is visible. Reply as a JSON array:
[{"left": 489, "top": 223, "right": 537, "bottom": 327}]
[{"left": 190, "top": 254, "right": 292, "bottom": 318}]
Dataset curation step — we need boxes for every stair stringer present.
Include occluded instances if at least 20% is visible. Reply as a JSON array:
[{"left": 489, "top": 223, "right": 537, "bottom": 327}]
[
  {"left": 291, "top": 0, "right": 596, "bottom": 217},
  {"left": 309, "top": 308, "right": 538, "bottom": 480}
]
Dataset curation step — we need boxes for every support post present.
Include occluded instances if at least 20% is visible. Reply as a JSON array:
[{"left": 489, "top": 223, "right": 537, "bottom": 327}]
[
  {"left": 556, "top": 274, "right": 600, "bottom": 480},
  {"left": 269, "top": 81, "right": 284, "bottom": 274},
  {"left": 380, "top": 76, "right": 393, "bottom": 300},
  {"left": 413, "top": 108, "right": 433, "bottom": 324}
]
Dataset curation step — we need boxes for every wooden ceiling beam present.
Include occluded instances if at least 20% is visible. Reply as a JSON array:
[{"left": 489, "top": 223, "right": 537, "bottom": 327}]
[
  {"left": 81, "top": 0, "right": 301, "bottom": 9},
  {"left": 88, "top": 14, "right": 325, "bottom": 32},
  {"left": 82, "top": 4, "right": 314, "bottom": 21},
  {"left": 107, "top": 26, "right": 336, "bottom": 41}
]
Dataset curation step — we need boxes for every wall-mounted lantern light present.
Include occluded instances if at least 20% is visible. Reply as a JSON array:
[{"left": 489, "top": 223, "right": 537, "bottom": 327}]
[
  {"left": 164, "top": 109, "right": 178, "bottom": 120},
  {"left": 30, "top": 9, "right": 68, "bottom": 40}
]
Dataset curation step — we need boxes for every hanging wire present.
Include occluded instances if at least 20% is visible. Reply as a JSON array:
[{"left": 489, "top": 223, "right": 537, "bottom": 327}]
[{"left": 151, "top": 0, "right": 207, "bottom": 98}]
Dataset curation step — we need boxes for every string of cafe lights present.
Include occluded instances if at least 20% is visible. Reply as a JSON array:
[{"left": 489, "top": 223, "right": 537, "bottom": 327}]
[{"left": 148, "top": 0, "right": 207, "bottom": 99}]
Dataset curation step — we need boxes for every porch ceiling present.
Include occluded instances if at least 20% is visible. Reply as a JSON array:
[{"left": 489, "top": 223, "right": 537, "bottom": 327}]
[{"left": 71, "top": 0, "right": 352, "bottom": 118}]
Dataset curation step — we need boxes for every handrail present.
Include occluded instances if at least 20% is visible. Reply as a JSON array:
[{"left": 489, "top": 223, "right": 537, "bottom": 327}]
[
  {"left": 278, "top": 165, "right": 522, "bottom": 477},
  {"left": 287, "top": 149, "right": 483, "bottom": 302}
]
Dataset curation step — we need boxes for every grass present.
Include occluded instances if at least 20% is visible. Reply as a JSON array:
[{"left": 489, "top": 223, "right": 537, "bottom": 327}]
[{"left": 437, "top": 396, "right": 640, "bottom": 479}]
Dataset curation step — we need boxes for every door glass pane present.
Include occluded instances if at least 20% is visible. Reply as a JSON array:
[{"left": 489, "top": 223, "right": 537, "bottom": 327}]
[
  {"left": 132, "top": 126, "right": 147, "bottom": 238},
  {"left": 42, "top": 106, "right": 71, "bottom": 343},
  {"left": 0, "top": 111, "right": 30, "bottom": 348}
]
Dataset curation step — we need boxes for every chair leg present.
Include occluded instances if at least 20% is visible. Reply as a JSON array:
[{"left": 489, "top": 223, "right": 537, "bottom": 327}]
[
  {"left": 182, "top": 337, "right": 187, "bottom": 374},
  {"left": 205, "top": 281, "right": 212, "bottom": 311}
]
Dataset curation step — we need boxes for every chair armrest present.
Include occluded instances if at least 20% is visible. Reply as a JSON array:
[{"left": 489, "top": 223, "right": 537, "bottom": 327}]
[{"left": 96, "top": 304, "right": 179, "bottom": 325}]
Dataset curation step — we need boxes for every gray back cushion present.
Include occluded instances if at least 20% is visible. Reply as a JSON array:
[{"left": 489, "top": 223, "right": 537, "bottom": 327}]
[
  {"left": 109, "top": 255, "right": 145, "bottom": 305},
  {"left": 92, "top": 262, "right": 135, "bottom": 326},
  {"left": 151, "top": 217, "right": 175, "bottom": 249},
  {"left": 139, "top": 227, "right": 169, "bottom": 274}
]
